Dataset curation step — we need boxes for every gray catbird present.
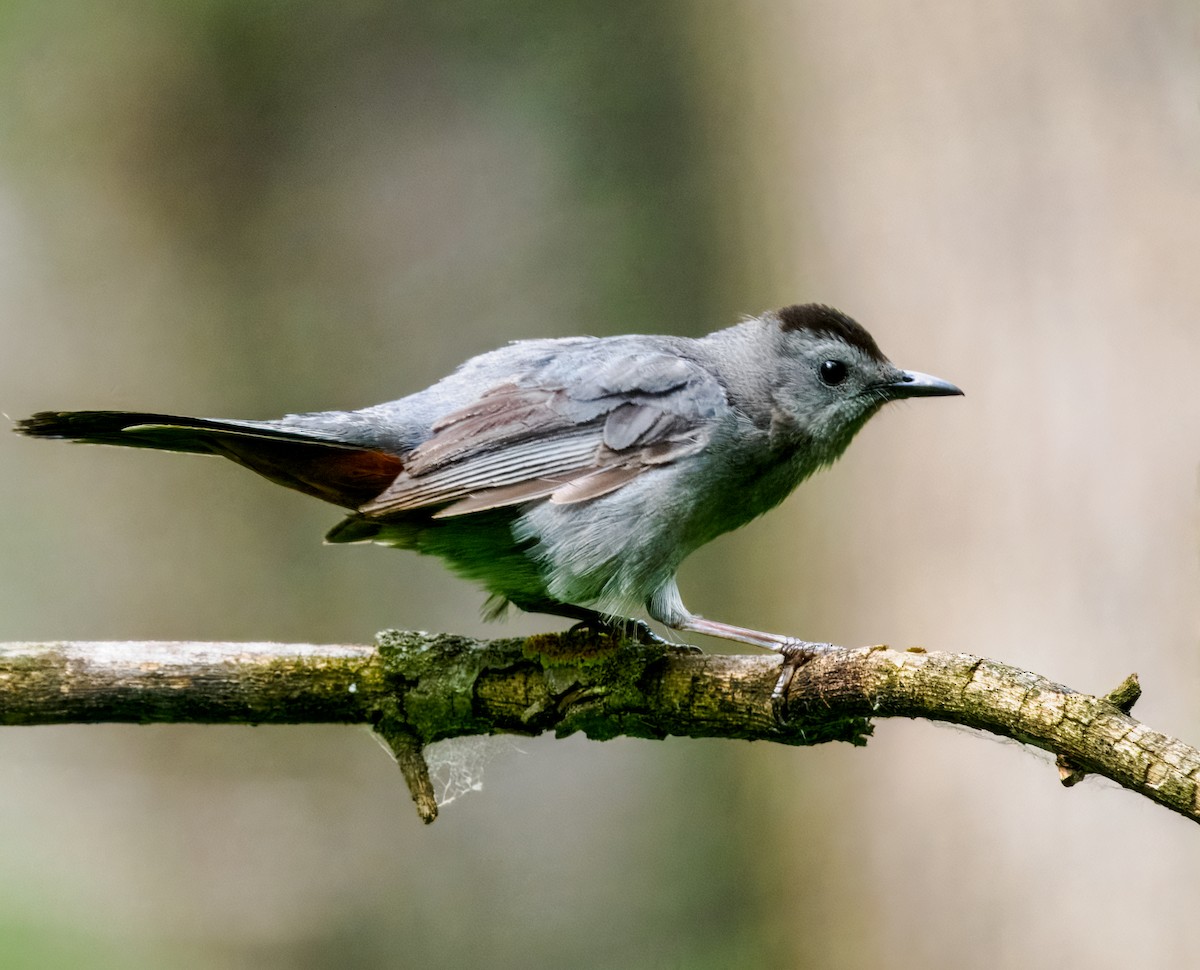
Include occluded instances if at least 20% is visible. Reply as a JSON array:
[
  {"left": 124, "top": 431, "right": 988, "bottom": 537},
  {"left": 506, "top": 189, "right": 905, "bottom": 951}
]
[{"left": 17, "top": 303, "right": 960, "bottom": 656}]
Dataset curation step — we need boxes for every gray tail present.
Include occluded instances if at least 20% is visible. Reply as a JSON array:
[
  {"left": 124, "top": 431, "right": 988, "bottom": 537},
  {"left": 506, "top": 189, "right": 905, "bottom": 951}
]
[{"left": 17, "top": 410, "right": 404, "bottom": 509}]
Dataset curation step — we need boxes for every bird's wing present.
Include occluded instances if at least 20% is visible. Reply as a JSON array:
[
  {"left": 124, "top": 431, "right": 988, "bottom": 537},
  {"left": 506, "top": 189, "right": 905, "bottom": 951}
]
[{"left": 361, "top": 350, "right": 726, "bottom": 518}]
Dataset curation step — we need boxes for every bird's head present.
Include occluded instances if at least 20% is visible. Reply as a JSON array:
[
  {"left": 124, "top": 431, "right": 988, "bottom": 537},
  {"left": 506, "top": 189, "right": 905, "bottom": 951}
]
[{"left": 765, "top": 303, "right": 962, "bottom": 465}]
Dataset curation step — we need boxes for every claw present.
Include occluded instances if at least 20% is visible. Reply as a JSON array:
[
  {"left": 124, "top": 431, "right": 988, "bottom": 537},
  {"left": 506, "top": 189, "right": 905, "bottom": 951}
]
[
  {"left": 623, "top": 618, "right": 670, "bottom": 646},
  {"left": 664, "top": 641, "right": 703, "bottom": 655},
  {"left": 567, "top": 616, "right": 680, "bottom": 649},
  {"left": 623, "top": 619, "right": 700, "bottom": 653},
  {"left": 770, "top": 640, "right": 829, "bottom": 724}
]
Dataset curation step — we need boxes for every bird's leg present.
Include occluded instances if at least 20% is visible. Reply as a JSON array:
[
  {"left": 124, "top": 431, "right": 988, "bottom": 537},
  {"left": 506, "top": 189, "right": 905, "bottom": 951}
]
[
  {"left": 648, "top": 581, "right": 836, "bottom": 655},
  {"left": 586, "top": 613, "right": 672, "bottom": 647},
  {"left": 510, "top": 597, "right": 674, "bottom": 648},
  {"left": 647, "top": 580, "right": 835, "bottom": 722},
  {"left": 668, "top": 615, "right": 834, "bottom": 658},
  {"left": 667, "top": 616, "right": 831, "bottom": 721},
  {"left": 575, "top": 612, "right": 698, "bottom": 652}
]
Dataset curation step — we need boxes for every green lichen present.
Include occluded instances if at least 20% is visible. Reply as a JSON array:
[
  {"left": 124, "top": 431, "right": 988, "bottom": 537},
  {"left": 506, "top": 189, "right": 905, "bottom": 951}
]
[
  {"left": 374, "top": 629, "right": 529, "bottom": 742},
  {"left": 373, "top": 628, "right": 672, "bottom": 744}
]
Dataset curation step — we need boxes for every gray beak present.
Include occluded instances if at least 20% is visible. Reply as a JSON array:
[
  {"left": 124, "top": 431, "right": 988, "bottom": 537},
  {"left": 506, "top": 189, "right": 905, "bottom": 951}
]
[{"left": 886, "top": 370, "right": 964, "bottom": 399}]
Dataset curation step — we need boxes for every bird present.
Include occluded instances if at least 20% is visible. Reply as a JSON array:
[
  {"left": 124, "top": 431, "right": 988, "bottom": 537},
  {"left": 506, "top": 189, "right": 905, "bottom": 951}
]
[{"left": 17, "top": 303, "right": 961, "bottom": 658}]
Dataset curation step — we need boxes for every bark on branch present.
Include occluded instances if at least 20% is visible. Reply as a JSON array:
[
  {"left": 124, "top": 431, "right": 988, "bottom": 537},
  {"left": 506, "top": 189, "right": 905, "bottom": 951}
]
[{"left": 0, "top": 632, "right": 1195, "bottom": 825}]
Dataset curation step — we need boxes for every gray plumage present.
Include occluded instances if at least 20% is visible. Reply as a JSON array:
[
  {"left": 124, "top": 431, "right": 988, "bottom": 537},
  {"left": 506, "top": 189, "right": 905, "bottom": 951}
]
[{"left": 16, "top": 303, "right": 961, "bottom": 651}]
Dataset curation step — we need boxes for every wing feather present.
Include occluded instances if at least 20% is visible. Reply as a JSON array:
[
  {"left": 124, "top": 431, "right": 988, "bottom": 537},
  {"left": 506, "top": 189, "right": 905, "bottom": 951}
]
[
  {"left": 361, "top": 348, "right": 726, "bottom": 518},
  {"left": 364, "top": 432, "right": 599, "bottom": 513},
  {"left": 546, "top": 465, "right": 644, "bottom": 505}
]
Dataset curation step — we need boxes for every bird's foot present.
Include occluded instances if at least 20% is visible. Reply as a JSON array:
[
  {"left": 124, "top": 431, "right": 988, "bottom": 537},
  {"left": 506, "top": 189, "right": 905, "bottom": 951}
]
[
  {"left": 621, "top": 619, "right": 701, "bottom": 653},
  {"left": 770, "top": 639, "right": 832, "bottom": 724},
  {"left": 566, "top": 616, "right": 696, "bottom": 652}
]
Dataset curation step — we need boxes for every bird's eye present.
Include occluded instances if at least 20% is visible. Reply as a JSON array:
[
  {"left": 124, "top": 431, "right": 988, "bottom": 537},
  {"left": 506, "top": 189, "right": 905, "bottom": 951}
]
[{"left": 819, "top": 359, "right": 849, "bottom": 386}]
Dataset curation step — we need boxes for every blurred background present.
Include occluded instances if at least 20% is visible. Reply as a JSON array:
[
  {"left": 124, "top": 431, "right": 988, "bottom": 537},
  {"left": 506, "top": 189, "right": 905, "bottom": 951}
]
[{"left": 2, "top": 1, "right": 1199, "bottom": 967}]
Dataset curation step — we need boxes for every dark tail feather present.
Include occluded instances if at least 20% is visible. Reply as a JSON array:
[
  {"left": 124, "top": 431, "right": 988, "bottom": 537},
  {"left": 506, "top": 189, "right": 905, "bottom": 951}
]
[
  {"left": 324, "top": 515, "right": 384, "bottom": 544},
  {"left": 16, "top": 410, "right": 404, "bottom": 509},
  {"left": 17, "top": 410, "right": 348, "bottom": 451}
]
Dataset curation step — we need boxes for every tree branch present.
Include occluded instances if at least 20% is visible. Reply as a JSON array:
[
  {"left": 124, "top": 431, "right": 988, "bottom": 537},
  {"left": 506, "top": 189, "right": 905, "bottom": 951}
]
[{"left": 0, "top": 633, "right": 1195, "bottom": 825}]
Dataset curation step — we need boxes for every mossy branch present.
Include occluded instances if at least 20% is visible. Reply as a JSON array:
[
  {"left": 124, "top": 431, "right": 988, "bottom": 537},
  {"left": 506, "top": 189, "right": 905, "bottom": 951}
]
[{"left": 0, "top": 633, "right": 1195, "bottom": 825}]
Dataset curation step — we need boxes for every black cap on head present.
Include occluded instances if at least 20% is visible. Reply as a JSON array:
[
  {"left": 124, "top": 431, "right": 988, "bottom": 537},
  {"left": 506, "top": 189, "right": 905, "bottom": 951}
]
[{"left": 775, "top": 304, "right": 886, "bottom": 363}]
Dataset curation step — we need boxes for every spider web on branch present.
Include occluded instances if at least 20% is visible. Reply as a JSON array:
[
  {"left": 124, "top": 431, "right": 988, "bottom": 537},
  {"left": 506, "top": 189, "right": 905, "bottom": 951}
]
[{"left": 424, "top": 735, "right": 524, "bottom": 808}]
